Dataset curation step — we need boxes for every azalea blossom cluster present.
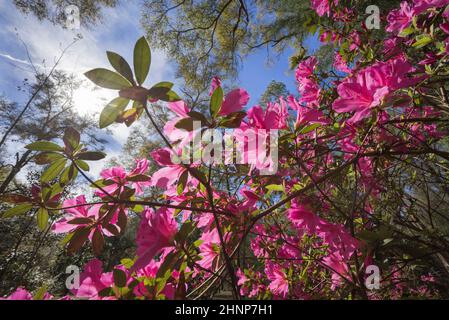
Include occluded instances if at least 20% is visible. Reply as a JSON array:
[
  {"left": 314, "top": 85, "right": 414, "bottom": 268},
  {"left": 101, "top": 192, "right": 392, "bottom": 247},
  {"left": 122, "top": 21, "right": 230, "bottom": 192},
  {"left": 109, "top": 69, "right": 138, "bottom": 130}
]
[{"left": 3, "top": 0, "right": 449, "bottom": 300}]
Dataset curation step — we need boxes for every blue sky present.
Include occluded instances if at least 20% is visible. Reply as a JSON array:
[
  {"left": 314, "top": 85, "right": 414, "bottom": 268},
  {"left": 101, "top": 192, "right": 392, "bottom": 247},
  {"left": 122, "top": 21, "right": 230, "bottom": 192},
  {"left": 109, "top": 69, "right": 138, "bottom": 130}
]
[{"left": 0, "top": 1, "right": 317, "bottom": 177}]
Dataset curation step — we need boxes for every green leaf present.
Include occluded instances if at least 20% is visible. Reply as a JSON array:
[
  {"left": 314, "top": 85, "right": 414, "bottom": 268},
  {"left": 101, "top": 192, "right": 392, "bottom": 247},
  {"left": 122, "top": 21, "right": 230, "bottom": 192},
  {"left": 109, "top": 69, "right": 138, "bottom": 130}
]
[
  {"left": 156, "top": 251, "right": 178, "bottom": 279},
  {"left": 33, "top": 285, "right": 48, "bottom": 300},
  {"left": 118, "top": 87, "right": 149, "bottom": 105},
  {"left": 75, "top": 160, "right": 90, "bottom": 172},
  {"left": 34, "top": 152, "right": 64, "bottom": 165},
  {"left": 133, "top": 36, "right": 151, "bottom": 85},
  {"left": 177, "top": 170, "right": 188, "bottom": 195},
  {"left": 117, "top": 209, "right": 127, "bottom": 233},
  {"left": 91, "top": 179, "right": 116, "bottom": 188},
  {"left": 175, "top": 221, "right": 193, "bottom": 243},
  {"left": 120, "top": 258, "right": 135, "bottom": 269},
  {"left": 299, "top": 123, "right": 321, "bottom": 134},
  {"left": 37, "top": 207, "right": 49, "bottom": 231},
  {"left": 210, "top": 87, "right": 224, "bottom": 118},
  {"left": 2, "top": 203, "right": 33, "bottom": 218},
  {"left": 156, "top": 89, "right": 181, "bottom": 102},
  {"left": 60, "top": 233, "right": 73, "bottom": 246},
  {"left": 60, "top": 164, "right": 78, "bottom": 185},
  {"left": 41, "top": 158, "right": 67, "bottom": 182},
  {"left": 68, "top": 217, "right": 93, "bottom": 225},
  {"left": 107, "top": 51, "right": 135, "bottom": 85},
  {"left": 147, "top": 82, "right": 173, "bottom": 100},
  {"left": 219, "top": 111, "right": 246, "bottom": 128},
  {"left": 412, "top": 34, "right": 432, "bottom": 48},
  {"left": 99, "top": 97, "right": 129, "bottom": 128},
  {"left": 187, "top": 111, "right": 209, "bottom": 124},
  {"left": 67, "top": 227, "right": 91, "bottom": 253},
  {"left": 174, "top": 118, "right": 195, "bottom": 131},
  {"left": 26, "top": 141, "right": 63, "bottom": 152},
  {"left": 266, "top": 184, "right": 284, "bottom": 192},
  {"left": 174, "top": 272, "right": 186, "bottom": 299},
  {"left": 357, "top": 226, "right": 393, "bottom": 243},
  {"left": 0, "top": 194, "right": 32, "bottom": 204},
  {"left": 190, "top": 168, "right": 208, "bottom": 187},
  {"left": 104, "top": 224, "right": 120, "bottom": 236},
  {"left": 113, "top": 268, "right": 127, "bottom": 288},
  {"left": 77, "top": 151, "right": 106, "bottom": 161},
  {"left": 399, "top": 26, "right": 415, "bottom": 37},
  {"left": 92, "top": 228, "right": 105, "bottom": 256},
  {"left": 63, "top": 127, "right": 80, "bottom": 151},
  {"left": 84, "top": 68, "right": 132, "bottom": 90},
  {"left": 127, "top": 174, "right": 151, "bottom": 182}
]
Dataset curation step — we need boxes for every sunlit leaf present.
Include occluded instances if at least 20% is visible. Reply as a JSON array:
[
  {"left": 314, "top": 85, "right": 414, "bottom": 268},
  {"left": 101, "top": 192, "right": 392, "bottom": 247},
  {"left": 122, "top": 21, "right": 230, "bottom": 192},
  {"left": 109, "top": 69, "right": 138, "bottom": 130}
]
[
  {"left": 133, "top": 36, "right": 151, "bottom": 85},
  {"left": 26, "top": 141, "right": 63, "bottom": 152},
  {"left": 107, "top": 51, "right": 135, "bottom": 85},
  {"left": 34, "top": 152, "right": 64, "bottom": 165},
  {"left": 41, "top": 158, "right": 67, "bottom": 182},
  {"left": 84, "top": 68, "right": 132, "bottom": 90},
  {"left": 2, "top": 203, "right": 33, "bottom": 218},
  {"left": 210, "top": 87, "right": 224, "bottom": 118},
  {"left": 113, "top": 268, "right": 127, "bottom": 288},
  {"left": 37, "top": 207, "right": 49, "bottom": 231},
  {"left": 77, "top": 151, "right": 106, "bottom": 161},
  {"left": 92, "top": 228, "right": 104, "bottom": 256},
  {"left": 99, "top": 97, "right": 129, "bottom": 128},
  {"left": 63, "top": 127, "right": 80, "bottom": 151},
  {"left": 67, "top": 227, "right": 91, "bottom": 254}
]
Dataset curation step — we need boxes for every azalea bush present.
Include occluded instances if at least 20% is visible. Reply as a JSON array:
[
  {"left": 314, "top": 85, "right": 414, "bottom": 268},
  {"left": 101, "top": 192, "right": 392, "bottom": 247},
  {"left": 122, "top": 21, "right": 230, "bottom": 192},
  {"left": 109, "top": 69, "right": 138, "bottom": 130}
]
[{"left": 3, "top": 0, "right": 449, "bottom": 300}]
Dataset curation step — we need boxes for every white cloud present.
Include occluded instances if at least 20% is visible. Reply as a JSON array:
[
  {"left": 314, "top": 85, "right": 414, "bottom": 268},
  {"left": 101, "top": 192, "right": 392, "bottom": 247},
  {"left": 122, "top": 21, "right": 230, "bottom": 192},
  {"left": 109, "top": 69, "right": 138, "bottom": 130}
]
[{"left": 0, "top": 52, "right": 32, "bottom": 65}]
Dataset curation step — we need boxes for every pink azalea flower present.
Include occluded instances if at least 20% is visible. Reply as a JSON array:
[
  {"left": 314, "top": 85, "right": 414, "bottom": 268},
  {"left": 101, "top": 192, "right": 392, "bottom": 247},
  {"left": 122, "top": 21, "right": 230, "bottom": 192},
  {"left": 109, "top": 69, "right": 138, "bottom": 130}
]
[
  {"left": 295, "top": 57, "right": 317, "bottom": 80},
  {"left": 197, "top": 228, "right": 221, "bottom": 271},
  {"left": 287, "top": 95, "right": 328, "bottom": 128},
  {"left": 298, "top": 78, "right": 321, "bottom": 106},
  {"left": 133, "top": 207, "right": 178, "bottom": 270},
  {"left": 441, "top": 22, "right": 449, "bottom": 34},
  {"left": 1, "top": 287, "right": 33, "bottom": 300},
  {"left": 240, "top": 188, "right": 259, "bottom": 212},
  {"left": 149, "top": 147, "right": 188, "bottom": 189},
  {"left": 294, "top": 57, "right": 321, "bottom": 106},
  {"left": 163, "top": 100, "right": 192, "bottom": 144},
  {"left": 52, "top": 195, "right": 121, "bottom": 238},
  {"left": 310, "top": 0, "right": 330, "bottom": 17},
  {"left": 219, "top": 88, "right": 250, "bottom": 116},
  {"left": 348, "top": 31, "right": 362, "bottom": 52},
  {"left": 266, "top": 262, "right": 289, "bottom": 298},
  {"left": 386, "top": 1, "right": 414, "bottom": 33},
  {"left": 208, "top": 77, "right": 250, "bottom": 116},
  {"left": 134, "top": 248, "right": 177, "bottom": 298},
  {"left": 333, "top": 56, "right": 419, "bottom": 123},
  {"left": 319, "top": 31, "right": 337, "bottom": 43},
  {"left": 288, "top": 202, "right": 329, "bottom": 234},
  {"left": 383, "top": 37, "right": 405, "bottom": 57},
  {"left": 333, "top": 52, "right": 351, "bottom": 74},
  {"left": 413, "top": 0, "right": 449, "bottom": 15},
  {"left": 97, "top": 159, "right": 150, "bottom": 197},
  {"left": 322, "top": 252, "right": 352, "bottom": 290},
  {"left": 52, "top": 195, "right": 98, "bottom": 233},
  {"left": 246, "top": 99, "right": 288, "bottom": 130},
  {"left": 72, "top": 259, "right": 113, "bottom": 299},
  {"left": 209, "top": 76, "right": 222, "bottom": 95},
  {"left": 196, "top": 212, "right": 215, "bottom": 229}
]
